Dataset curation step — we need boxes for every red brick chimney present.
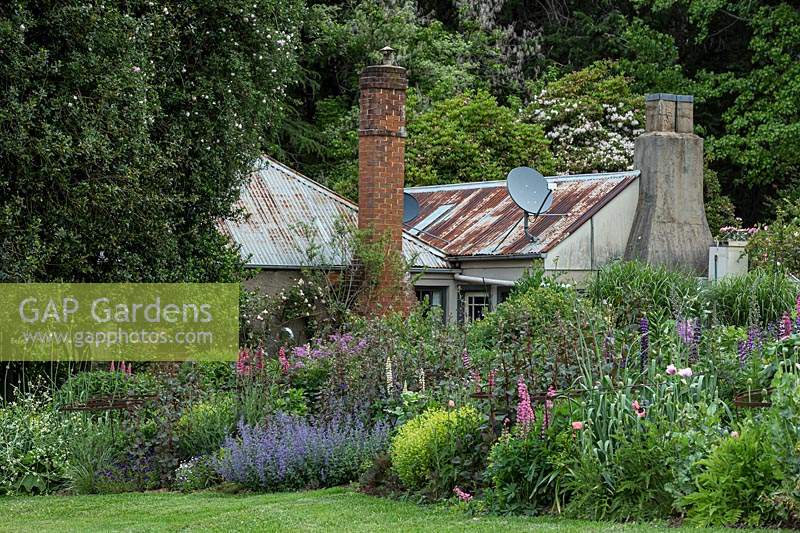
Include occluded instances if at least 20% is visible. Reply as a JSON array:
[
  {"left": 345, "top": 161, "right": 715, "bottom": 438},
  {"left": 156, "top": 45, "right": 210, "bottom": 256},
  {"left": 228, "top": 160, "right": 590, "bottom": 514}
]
[{"left": 358, "top": 47, "right": 409, "bottom": 315}]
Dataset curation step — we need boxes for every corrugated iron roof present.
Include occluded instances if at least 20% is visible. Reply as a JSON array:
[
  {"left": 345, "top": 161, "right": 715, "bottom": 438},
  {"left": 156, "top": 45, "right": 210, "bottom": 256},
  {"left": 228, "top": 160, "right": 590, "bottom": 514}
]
[
  {"left": 404, "top": 171, "right": 639, "bottom": 257},
  {"left": 219, "top": 156, "right": 449, "bottom": 270}
]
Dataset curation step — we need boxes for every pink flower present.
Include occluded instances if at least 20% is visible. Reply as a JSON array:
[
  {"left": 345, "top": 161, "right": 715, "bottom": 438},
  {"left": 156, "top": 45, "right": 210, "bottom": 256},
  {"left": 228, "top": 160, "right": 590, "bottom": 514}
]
[
  {"left": 730, "top": 431, "right": 740, "bottom": 438},
  {"left": 453, "top": 486, "right": 473, "bottom": 502},
  {"left": 636, "top": 409, "right": 647, "bottom": 418},
  {"left": 278, "top": 346, "right": 290, "bottom": 374},
  {"left": 632, "top": 399, "right": 646, "bottom": 418},
  {"left": 131, "top": 66, "right": 141, "bottom": 73},
  {"left": 677, "top": 367, "right": 693, "bottom": 378},
  {"left": 666, "top": 364, "right": 677, "bottom": 375},
  {"left": 631, "top": 400, "right": 641, "bottom": 411},
  {"left": 516, "top": 377, "right": 535, "bottom": 435},
  {"left": 109, "top": 361, "right": 115, "bottom": 372},
  {"left": 571, "top": 421, "right": 584, "bottom": 430},
  {"left": 487, "top": 369, "right": 496, "bottom": 392},
  {"left": 447, "top": 400, "right": 455, "bottom": 408},
  {"left": 461, "top": 349, "right": 472, "bottom": 370}
]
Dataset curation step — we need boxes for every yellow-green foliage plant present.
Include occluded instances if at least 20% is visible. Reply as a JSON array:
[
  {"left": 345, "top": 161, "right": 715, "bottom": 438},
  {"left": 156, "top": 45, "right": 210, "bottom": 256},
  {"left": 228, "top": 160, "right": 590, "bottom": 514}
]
[{"left": 390, "top": 406, "right": 480, "bottom": 493}]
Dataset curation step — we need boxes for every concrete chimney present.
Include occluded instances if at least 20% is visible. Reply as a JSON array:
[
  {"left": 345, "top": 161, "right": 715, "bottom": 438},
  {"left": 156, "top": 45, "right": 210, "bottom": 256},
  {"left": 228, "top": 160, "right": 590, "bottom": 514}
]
[
  {"left": 625, "top": 94, "right": 713, "bottom": 273},
  {"left": 357, "top": 47, "right": 409, "bottom": 315}
]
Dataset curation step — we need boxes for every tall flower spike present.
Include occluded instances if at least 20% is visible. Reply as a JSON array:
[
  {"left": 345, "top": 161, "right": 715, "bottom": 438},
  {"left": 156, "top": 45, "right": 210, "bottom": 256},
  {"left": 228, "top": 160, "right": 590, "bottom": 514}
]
[
  {"left": 781, "top": 313, "right": 792, "bottom": 339},
  {"left": 639, "top": 316, "right": 650, "bottom": 370},
  {"left": 385, "top": 356, "right": 394, "bottom": 394},
  {"left": 516, "top": 377, "right": 535, "bottom": 436},
  {"left": 461, "top": 349, "right": 472, "bottom": 370},
  {"left": 690, "top": 319, "right": 701, "bottom": 364}
]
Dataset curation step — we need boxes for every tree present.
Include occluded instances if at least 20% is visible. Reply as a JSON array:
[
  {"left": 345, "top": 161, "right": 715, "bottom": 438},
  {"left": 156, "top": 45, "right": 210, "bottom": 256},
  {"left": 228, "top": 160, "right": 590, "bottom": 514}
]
[
  {"left": 405, "top": 90, "right": 554, "bottom": 186},
  {"left": 0, "top": 0, "right": 303, "bottom": 282},
  {"left": 525, "top": 62, "right": 644, "bottom": 174}
]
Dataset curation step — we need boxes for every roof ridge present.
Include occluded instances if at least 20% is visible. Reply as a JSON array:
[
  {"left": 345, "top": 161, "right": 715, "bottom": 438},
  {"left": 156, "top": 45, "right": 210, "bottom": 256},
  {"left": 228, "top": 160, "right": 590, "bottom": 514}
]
[{"left": 404, "top": 170, "right": 640, "bottom": 193}]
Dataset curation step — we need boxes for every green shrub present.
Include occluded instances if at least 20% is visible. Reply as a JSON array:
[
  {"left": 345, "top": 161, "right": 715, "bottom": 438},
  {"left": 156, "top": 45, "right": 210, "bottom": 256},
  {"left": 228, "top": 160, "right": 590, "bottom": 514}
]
[
  {"left": 53, "top": 370, "right": 158, "bottom": 408},
  {"left": 390, "top": 406, "right": 482, "bottom": 496},
  {"left": 565, "top": 427, "right": 675, "bottom": 521},
  {"left": 586, "top": 260, "right": 704, "bottom": 327},
  {"left": 470, "top": 284, "right": 605, "bottom": 388},
  {"left": 485, "top": 428, "right": 573, "bottom": 514},
  {"left": 707, "top": 268, "right": 797, "bottom": 327},
  {"left": 746, "top": 198, "right": 800, "bottom": 276},
  {"left": 176, "top": 393, "right": 236, "bottom": 457},
  {"left": 682, "top": 425, "right": 783, "bottom": 527},
  {"left": 0, "top": 392, "right": 75, "bottom": 494}
]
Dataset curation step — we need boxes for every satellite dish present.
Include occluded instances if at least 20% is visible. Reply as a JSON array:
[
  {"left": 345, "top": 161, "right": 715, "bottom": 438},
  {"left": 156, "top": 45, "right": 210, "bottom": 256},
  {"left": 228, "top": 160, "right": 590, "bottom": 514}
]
[
  {"left": 403, "top": 192, "right": 420, "bottom": 224},
  {"left": 507, "top": 167, "right": 552, "bottom": 215}
]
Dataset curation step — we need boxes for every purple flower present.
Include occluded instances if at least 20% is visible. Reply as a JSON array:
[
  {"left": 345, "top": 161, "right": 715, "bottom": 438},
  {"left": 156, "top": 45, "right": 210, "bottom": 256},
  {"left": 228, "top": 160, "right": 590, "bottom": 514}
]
[
  {"left": 666, "top": 364, "right": 677, "bottom": 376},
  {"left": 639, "top": 316, "right": 650, "bottom": 370},
  {"left": 690, "top": 320, "right": 702, "bottom": 363},
  {"left": 677, "top": 318, "right": 695, "bottom": 345},
  {"left": 780, "top": 313, "right": 792, "bottom": 339},
  {"left": 677, "top": 367, "right": 693, "bottom": 378},
  {"left": 737, "top": 341, "right": 748, "bottom": 368},
  {"left": 215, "top": 411, "right": 388, "bottom": 491}
]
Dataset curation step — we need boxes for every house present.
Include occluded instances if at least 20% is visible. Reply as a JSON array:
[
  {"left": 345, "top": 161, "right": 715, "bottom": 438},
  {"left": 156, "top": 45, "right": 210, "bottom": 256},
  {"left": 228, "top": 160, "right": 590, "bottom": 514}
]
[
  {"left": 220, "top": 156, "right": 644, "bottom": 323},
  {"left": 221, "top": 52, "right": 712, "bottom": 324}
]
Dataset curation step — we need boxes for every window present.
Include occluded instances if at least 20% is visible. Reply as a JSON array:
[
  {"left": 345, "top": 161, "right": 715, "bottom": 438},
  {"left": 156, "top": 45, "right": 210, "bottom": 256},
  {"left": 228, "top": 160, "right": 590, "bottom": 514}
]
[
  {"left": 415, "top": 286, "right": 447, "bottom": 317},
  {"left": 497, "top": 287, "right": 512, "bottom": 305},
  {"left": 464, "top": 292, "right": 489, "bottom": 322}
]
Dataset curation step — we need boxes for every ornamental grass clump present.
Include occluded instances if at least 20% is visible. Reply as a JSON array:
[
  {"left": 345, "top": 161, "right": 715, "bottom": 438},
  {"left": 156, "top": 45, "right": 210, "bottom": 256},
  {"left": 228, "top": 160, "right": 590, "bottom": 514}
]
[{"left": 215, "top": 412, "right": 388, "bottom": 491}]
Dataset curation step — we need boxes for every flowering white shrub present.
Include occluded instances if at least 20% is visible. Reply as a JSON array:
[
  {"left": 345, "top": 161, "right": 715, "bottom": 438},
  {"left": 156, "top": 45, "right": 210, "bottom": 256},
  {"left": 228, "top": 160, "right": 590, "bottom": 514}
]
[{"left": 525, "top": 63, "right": 644, "bottom": 174}]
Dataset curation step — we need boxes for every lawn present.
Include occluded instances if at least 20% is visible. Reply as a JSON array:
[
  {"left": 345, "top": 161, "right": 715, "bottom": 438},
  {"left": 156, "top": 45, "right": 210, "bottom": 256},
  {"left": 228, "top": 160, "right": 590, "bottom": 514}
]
[{"left": 0, "top": 487, "right": 774, "bottom": 533}]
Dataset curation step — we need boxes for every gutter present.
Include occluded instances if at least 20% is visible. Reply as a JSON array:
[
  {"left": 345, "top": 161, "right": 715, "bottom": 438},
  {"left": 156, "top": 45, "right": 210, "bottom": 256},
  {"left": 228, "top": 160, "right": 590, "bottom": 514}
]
[{"left": 454, "top": 274, "right": 515, "bottom": 287}]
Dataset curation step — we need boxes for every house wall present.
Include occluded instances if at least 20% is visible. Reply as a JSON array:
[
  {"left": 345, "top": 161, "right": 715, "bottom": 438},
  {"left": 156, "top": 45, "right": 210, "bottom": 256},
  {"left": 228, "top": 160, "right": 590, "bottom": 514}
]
[
  {"left": 243, "top": 268, "right": 301, "bottom": 294},
  {"left": 544, "top": 178, "right": 639, "bottom": 285}
]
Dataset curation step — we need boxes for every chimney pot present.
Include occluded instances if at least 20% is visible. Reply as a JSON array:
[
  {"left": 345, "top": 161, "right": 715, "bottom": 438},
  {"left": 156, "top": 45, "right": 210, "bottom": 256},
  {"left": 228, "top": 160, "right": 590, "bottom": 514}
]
[
  {"left": 380, "top": 46, "right": 396, "bottom": 66},
  {"left": 645, "top": 93, "right": 677, "bottom": 132},
  {"left": 675, "top": 94, "right": 694, "bottom": 133}
]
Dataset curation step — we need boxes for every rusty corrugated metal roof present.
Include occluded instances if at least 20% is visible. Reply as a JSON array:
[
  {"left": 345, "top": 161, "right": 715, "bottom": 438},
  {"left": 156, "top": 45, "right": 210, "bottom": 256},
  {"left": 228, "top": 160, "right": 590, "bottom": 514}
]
[
  {"left": 404, "top": 171, "right": 639, "bottom": 257},
  {"left": 219, "top": 156, "right": 449, "bottom": 269}
]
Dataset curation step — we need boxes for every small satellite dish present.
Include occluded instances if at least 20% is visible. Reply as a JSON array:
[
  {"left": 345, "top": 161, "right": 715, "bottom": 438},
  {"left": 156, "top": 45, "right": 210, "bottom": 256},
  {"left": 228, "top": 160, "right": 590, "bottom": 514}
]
[
  {"left": 403, "top": 192, "right": 420, "bottom": 224},
  {"left": 507, "top": 167, "right": 552, "bottom": 215}
]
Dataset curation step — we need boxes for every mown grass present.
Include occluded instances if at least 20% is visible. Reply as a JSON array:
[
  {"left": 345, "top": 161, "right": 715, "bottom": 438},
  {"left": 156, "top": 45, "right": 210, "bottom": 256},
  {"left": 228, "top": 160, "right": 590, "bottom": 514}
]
[{"left": 0, "top": 486, "right": 780, "bottom": 533}]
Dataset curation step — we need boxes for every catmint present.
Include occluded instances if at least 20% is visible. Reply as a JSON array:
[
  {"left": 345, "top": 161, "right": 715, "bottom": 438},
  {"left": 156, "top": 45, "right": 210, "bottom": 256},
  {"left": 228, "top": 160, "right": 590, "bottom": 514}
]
[{"left": 215, "top": 412, "right": 388, "bottom": 491}]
